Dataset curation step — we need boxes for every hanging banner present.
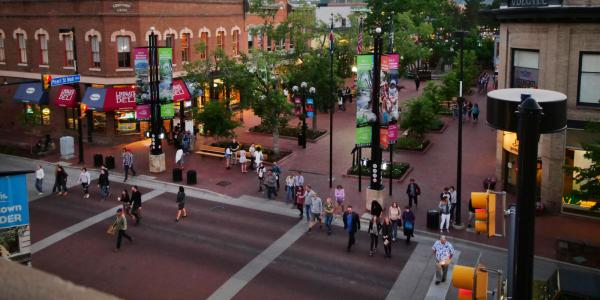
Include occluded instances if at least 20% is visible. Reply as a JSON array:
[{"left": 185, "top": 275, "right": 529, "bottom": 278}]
[
  {"left": 380, "top": 127, "right": 389, "bottom": 149},
  {"left": 158, "top": 48, "right": 173, "bottom": 103},
  {"left": 134, "top": 48, "right": 150, "bottom": 105},
  {"left": 0, "top": 174, "right": 29, "bottom": 229},
  {"left": 294, "top": 96, "right": 302, "bottom": 117},
  {"left": 135, "top": 104, "right": 151, "bottom": 121},
  {"left": 160, "top": 103, "right": 174, "bottom": 119},
  {"left": 388, "top": 123, "right": 398, "bottom": 143},
  {"left": 306, "top": 98, "right": 314, "bottom": 118},
  {"left": 380, "top": 53, "right": 400, "bottom": 125},
  {"left": 356, "top": 55, "right": 374, "bottom": 146}
]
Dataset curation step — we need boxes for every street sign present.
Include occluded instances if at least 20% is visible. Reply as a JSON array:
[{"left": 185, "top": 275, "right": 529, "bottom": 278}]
[{"left": 51, "top": 74, "right": 81, "bottom": 86}]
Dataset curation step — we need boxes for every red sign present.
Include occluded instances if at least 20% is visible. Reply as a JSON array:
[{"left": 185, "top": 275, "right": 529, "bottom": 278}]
[
  {"left": 135, "top": 104, "right": 151, "bottom": 120},
  {"left": 104, "top": 87, "right": 137, "bottom": 111},
  {"left": 172, "top": 79, "right": 191, "bottom": 102},
  {"left": 388, "top": 124, "right": 398, "bottom": 142},
  {"left": 54, "top": 85, "right": 77, "bottom": 108},
  {"left": 380, "top": 128, "right": 389, "bottom": 149}
]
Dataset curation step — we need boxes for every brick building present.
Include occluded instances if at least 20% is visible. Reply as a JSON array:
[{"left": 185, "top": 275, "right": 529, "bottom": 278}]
[
  {"left": 0, "top": 0, "right": 291, "bottom": 144},
  {"left": 490, "top": 0, "right": 600, "bottom": 216}
]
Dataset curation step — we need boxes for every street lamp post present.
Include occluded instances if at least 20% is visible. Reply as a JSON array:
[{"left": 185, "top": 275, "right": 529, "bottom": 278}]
[
  {"left": 329, "top": 14, "right": 334, "bottom": 189},
  {"left": 59, "top": 27, "right": 84, "bottom": 164},
  {"left": 454, "top": 30, "right": 466, "bottom": 228},
  {"left": 147, "top": 31, "right": 166, "bottom": 172},
  {"left": 366, "top": 27, "right": 384, "bottom": 208},
  {"left": 292, "top": 83, "right": 315, "bottom": 149}
]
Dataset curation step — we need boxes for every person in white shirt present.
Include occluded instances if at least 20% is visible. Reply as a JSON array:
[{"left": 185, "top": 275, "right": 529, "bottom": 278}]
[
  {"left": 254, "top": 148, "right": 263, "bottom": 169},
  {"left": 78, "top": 167, "right": 91, "bottom": 199},
  {"left": 35, "top": 165, "right": 44, "bottom": 195},
  {"left": 239, "top": 149, "right": 247, "bottom": 173},
  {"left": 449, "top": 186, "right": 457, "bottom": 224}
]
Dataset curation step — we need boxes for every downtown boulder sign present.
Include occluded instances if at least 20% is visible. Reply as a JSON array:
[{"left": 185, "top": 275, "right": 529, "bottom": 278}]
[{"left": 0, "top": 171, "right": 32, "bottom": 265}]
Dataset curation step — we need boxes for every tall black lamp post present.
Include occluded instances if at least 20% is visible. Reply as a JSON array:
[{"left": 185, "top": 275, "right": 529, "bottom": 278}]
[
  {"left": 487, "top": 88, "right": 566, "bottom": 299},
  {"left": 292, "top": 82, "right": 315, "bottom": 149},
  {"left": 147, "top": 31, "right": 165, "bottom": 171},
  {"left": 454, "top": 30, "right": 466, "bottom": 228},
  {"left": 59, "top": 27, "right": 84, "bottom": 164},
  {"left": 368, "top": 27, "right": 384, "bottom": 195}
]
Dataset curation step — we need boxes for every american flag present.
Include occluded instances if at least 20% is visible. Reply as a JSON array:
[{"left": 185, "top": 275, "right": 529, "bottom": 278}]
[
  {"left": 329, "top": 29, "right": 334, "bottom": 55},
  {"left": 356, "top": 19, "right": 363, "bottom": 54}
]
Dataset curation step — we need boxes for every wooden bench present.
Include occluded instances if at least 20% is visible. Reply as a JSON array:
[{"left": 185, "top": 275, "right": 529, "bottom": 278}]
[{"left": 196, "top": 145, "right": 225, "bottom": 158}]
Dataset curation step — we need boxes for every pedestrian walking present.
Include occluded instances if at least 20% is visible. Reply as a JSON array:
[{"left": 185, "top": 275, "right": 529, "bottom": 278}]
[
  {"left": 323, "top": 197, "right": 334, "bottom": 235},
  {"left": 257, "top": 163, "right": 266, "bottom": 192},
  {"left": 77, "top": 167, "right": 91, "bottom": 199},
  {"left": 406, "top": 178, "right": 421, "bottom": 208},
  {"left": 449, "top": 186, "right": 457, "bottom": 224},
  {"left": 308, "top": 196, "right": 323, "bottom": 233},
  {"left": 303, "top": 185, "right": 316, "bottom": 222},
  {"left": 225, "top": 146, "right": 232, "bottom": 169},
  {"left": 334, "top": 185, "right": 345, "bottom": 214},
  {"left": 59, "top": 166, "right": 68, "bottom": 196},
  {"left": 402, "top": 206, "right": 415, "bottom": 244},
  {"left": 249, "top": 144, "right": 256, "bottom": 170},
  {"left": 111, "top": 208, "right": 133, "bottom": 252},
  {"left": 175, "top": 186, "right": 187, "bottom": 222},
  {"left": 414, "top": 74, "right": 421, "bottom": 91},
  {"left": 98, "top": 168, "right": 110, "bottom": 201},
  {"left": 239, "top": 148, "right": 248, "bottom": 173},
  {"left": 271, "top": 162, "right": 281, "bottom": 190},
  {"left": 293, "top": 171, "right": 304, "bottom": 202},
  {"left": 472, "top": 103, "right": 480, "bottom": 123},
  {"left": 53, "top": 166, "right": 68, "bottom": 196},
  {"left": 439, "top": 196, "right": 451, "bottom": 233},
  {"left": 285, "top": 175, "right": 294, "bottom": 203},
  {"left": 35, "top": 165, "right": 44, "bottom": 195},
  {"left": 264, "top": 170, "right": 277, "bottom": 199},
  {"left": 370, "top": 200, "right": 383, "bottom": 218},
  {"left": 388, "top": 201, "right": 401, "bottom": 242},
  {"left": 382, "top": 217, "right": 393, "bottom": 258},
  {"left": 130, "top": 186, "right": 142, "bottom": 225},
  {"left": 175, "top": 148, "right": 184, "bottom": 169},
  {"left": 295, "top": 185, "right": 305, "bottom": 219},
  {"left": 368, "top": 215, "right": 381, "bottom": 257},
  {"left": 122, "top": 148, "right": 136, "bottom": 182},
  {"left": 254, "top": 147, "right": 263, "bottom": 169},
  {"left": 343, "top": 206, "right": 360, "bottom": 252},
  {"left": 117, "top": 189, "right": 133, "bottom": 219},
  {"left": 466, "top": 101, "right": 473, "bottom": 121},
  {"left": 432, "top": 236, "right": 455, "bottom": 284}
]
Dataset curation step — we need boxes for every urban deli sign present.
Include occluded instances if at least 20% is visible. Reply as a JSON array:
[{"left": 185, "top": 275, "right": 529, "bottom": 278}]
[{"left": 508, "top": 0, "right": 561, "bottom": 7}]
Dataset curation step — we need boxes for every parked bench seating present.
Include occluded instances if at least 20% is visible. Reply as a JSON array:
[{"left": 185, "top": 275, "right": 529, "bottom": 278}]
[{"left": 196, "top": 145, "right": 226, "bottom": 158}]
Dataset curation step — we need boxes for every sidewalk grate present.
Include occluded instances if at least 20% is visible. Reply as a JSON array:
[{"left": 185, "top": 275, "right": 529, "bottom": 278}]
[{"left": 216, "top": 181, "right": 231, "bottom": 187}]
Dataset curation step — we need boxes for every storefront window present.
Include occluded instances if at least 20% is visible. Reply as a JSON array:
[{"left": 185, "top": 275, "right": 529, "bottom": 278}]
[
  {"left": 92, "top": 111, "right": 106, "bottom": 133},
  {"left": 23, "top": 104, "right": 50, "bottom": 126},
  {"left": 577, "top": 52, "right": 600, "bottom": 106},
  {"left": 64, "top": 108, "right": 79, "bottom": 130},
  {"left": 563, "top": 148, "right": 599, "bottom": 216},
  {"left": 511, "top": 49, "right": 539, "bottom": 88},
  {"left": 115, "top": 110, "right": 139, "bottom": 134}
]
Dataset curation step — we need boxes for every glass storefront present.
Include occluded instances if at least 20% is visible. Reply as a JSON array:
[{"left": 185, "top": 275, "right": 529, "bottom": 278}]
[
  {"left": 563, "top": 147, "right": 599, "bottom": 217},
  {"left": 115, "top": 110, "right": 139, "bottom": 134},
  {"left": 64, "top": 108, "right": 79, "bottom": 130},
  {"left": 502, "top": 132, "right": 542, "bottom": 194},
  {"left": 23, "top": 104, "right": 51, "bottom": 126},
  {"left": 92, "top": 111, "right": 106, "bottom": 133}
]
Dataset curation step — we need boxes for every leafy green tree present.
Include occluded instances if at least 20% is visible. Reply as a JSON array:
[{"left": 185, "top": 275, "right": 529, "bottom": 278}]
[
  {"left": 400, "top": 98, "right": 437, "bottom": 140},
  {"left": 194, "top": 100, "right": 239, "bottom": 141},
  {"left": 441, "top": 50, "right": 478, "bottom": 100}
]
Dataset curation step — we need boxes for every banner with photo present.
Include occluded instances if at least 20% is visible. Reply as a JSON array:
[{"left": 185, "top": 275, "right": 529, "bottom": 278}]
[
  {"left": 134, "top": 48, "right": 150, "bottom": 105},
  {"left": 355, "top": 55, "right": 374, "bottom": 146},
  {"left": 380, "top": 54, "right": 400, "bottom": 125},
  {"left": 158, "top": 48, "right": 173, "bottom": 103}
]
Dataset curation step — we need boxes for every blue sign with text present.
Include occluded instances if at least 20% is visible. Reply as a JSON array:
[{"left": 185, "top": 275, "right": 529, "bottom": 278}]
[
  {"left": 51, "top": 74, "right": 81, "bottom": 86},
  {"left": 0, "top": 174, "right": 30, "bottom": 228}
]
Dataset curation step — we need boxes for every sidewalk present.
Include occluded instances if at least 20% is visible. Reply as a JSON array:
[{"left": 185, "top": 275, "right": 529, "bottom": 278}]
[{"left": 1, "top": 77, "right": 599, "bottom": 267}]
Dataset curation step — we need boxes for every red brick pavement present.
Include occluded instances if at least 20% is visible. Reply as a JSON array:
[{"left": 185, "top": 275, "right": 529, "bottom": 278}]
[{"left": 4, "top": 78, "right": 600, "bottom": 262}]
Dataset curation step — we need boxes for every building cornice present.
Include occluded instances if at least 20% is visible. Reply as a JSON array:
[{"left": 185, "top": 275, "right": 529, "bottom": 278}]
[{"left": 482, "top": 6, "right": 600, "bottom": 23}]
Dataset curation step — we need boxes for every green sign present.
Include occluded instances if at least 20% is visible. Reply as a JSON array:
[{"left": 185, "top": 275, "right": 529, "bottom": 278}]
[
  {"left": 158, "top": 48, "right": 173, "bottom": 103},
  {"left": 356, "top": 126, "right": 372, "bottom": 146},
  {"left": 160, "top": 103, "right": 174, "bottom": 119}
]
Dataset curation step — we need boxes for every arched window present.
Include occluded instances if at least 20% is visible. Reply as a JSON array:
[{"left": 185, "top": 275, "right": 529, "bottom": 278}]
[
  {"left": 232, "top": 29, "right": 240, "bottom": 56},
  {"left": 13, "top": 28, "right": 28, "bottom": 64},
  {"left": 200, "top": 32, "right": 208, "bottom": 60},
  {"left": 0, "top": 30, "right": 5, "bottom": 63},
  {"left": 35, "top": 29, "right": 49, "bottom": 65}
]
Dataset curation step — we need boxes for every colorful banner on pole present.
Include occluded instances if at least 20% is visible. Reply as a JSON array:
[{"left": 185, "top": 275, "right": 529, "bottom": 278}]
[
  {"left": 135, "top": 104, "right": 151, "bottom": 120},
  {"left": 0, "top": 174, "right": 29, "bottom": 229},
  {"left": 355, "top": 54, "right": 374, "bottom": 146},
  {"left": 161, "top": 103, "right": 174, "bottom": 119},
  {"left": 134, "top": 48, "right": 150, "bottom": 105},
  {"left": 380, "top": 54, "right": 400, "bottom": 125},
  {"left": 306, "top": 98, "right": 314, "bottom": 118},
  {"left": 158, "top": 48, "right": 173, "bottom": 104}
]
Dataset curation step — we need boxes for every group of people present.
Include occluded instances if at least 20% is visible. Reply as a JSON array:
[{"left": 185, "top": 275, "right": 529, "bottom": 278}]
[
  {"left": 172, "top": 124, "right": 195, "bottom": 154},
  {"left": 452, "top": 100, "right": 480, "bottom": 123},
  {"left": 224, "top": 139, "right": 266, "bottom": 175},
  {"left": 363, "top": 201, "right": 416, "bottom": 259},
  {"left": 477, "top": 72, "right": 491, "bottom": 94},
  {"left": 438, "top": 186, "right": 458, "bottom": 233}
]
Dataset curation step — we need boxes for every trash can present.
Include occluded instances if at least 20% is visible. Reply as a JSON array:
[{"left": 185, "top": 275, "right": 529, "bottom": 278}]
[
  {"left": 172, "top": 168, "right": 182, "bottom": 182},
  {"left": 93, "top": 154, "right": 104, "bottom": 167},
  {"left": 297, "top": 132, "right": 306, "bottom": 147},
  {"left": 105, "top": 156, "right": 115, "bottom": 169},
  {"left": 427, "top": 210, "right": 440, "bottom": 230},
  {"left": 59, "top": 136, "right": 75, "bottom": 160},
  {"left": 186, "top": 170, "right": 197, "bottom": 185}
]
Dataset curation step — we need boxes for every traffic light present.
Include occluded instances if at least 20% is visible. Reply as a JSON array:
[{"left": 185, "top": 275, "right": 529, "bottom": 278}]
[
  {"left": 471, "top": 192, "right": 496, "bottom": 238},
  {"left": 452, "top": 264, "right": 489, "bottom": 300},
  {"left": 42, "top": 74, "right": 52, "bottom": 90}
]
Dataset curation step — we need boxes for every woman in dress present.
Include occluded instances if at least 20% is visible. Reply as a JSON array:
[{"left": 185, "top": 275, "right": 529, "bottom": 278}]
[
  {"left": 334, "top": 185, "right": 345, "bottom": 214},
  {"left": 239, "top": 148, "right": 247, "bottom": 173}
]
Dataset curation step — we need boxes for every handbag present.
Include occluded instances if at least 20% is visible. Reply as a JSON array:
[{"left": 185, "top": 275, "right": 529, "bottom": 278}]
[
  {"left": 106, "top": 224, "right": 116, "bottom": 235},
  {"left": 404, "top": 220, "right": 413, "bottom": 231}
]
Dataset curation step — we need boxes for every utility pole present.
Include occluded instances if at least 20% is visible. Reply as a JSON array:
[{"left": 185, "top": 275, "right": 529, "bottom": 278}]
[
  {"left": 454, "top": 30, "right": 466, "bottom": 228},
  {"left": 329, "top": 14, "right": 334, "bottom": 188}
]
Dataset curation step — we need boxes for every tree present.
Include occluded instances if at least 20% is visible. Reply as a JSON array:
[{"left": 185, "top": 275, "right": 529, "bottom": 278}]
[
  {"left": 400, "top": 98, "right": 437, "bottom": 140},
  {"left": 194, "top": 100, "right": 239, "bottom": 141},
  {"left": 441, "top": 50, "right": 478, "bottom": 100}
]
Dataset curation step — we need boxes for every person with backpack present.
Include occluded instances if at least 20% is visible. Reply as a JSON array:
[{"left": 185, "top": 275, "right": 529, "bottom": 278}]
[
  {"left": 472, "top": 103, "right": 480, "bottom": 123},
  {"left": 402, "top": 206, "right": 416, "bottom": 244}
]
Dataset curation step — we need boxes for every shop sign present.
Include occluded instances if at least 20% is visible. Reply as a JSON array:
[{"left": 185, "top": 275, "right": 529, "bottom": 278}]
[
  {"left": 112, "top": 2, "right": 132, "bottom": 13},
  {"left": 508, "top": 0, "right": 557, "bottom": 7},
  {"left": 172, "top": 80, "right": 191, "bottom": 102},
  {"left": 90, "top": 93, "right": 101, "bottom": 101},
  {"left": 135, "top": 104, "right": 151, "bottom": 121},
  {"left": 25, "top": 87, "right": 36, "bottom": 94},
  {"left": 0, "top": 174, "right": 29, "bottom": 229},
  {"left": 55, "top": 86, "right": 76, "bottom": 108},
  {"left": 388, "top": 124, "right": 398, "bottom": 143},
  {"left": 115, "top": 89, "right": 136, "bottom": 104}
]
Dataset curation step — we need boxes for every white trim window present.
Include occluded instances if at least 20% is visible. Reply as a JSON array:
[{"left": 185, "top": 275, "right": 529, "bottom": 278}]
[
  {"left": 578, "top": 53, "right": 600, "bottom": 105},
  {"left": 181, "top": 32, "right": 190, "bottom": 63},
  {"left": 39, "top": 34, "right": 49, "bottom": 65},
  {"left": 511, "top": 49, "right": 539, "bottom": 89},
  {"left": 0, "top": 35, "right": 5, "bottom": 62},
  {"left": 216, "top": 30, "right": 225, "bottom": 50},
  {"left": 17, "top": 33, "right": 27, "bottom": 64},
  {"left": 232, "top": 29, "right": 240, "bottom": 56},
  {"left": 90, "top": 35, "right": 101, "bottom": 68},
  {"left": 200, "top": 32, "right": 208, "bottom": 60},
  {"left": 117, "top": 36, "right": 131, "bottom": 68},
  {"left": 65, "top": 34, "right": 75, "bottom": 66}
]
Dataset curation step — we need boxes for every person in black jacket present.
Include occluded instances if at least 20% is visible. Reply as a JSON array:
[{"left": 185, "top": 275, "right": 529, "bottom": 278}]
[
  {"left": 130, "top": 186, "right": 142, "bottom": 225},
  {"left": 402, "top": 206, "right": 416, "bottom": 244},
  {"left": 118, "top": 189, "right": 133, "bottom": 219},
  {"left": 381, "top": 217, "right": 393, "bottom": 258},
  {"left": 406, "top": 178, "right": 421, "bottom": 208},
  {"left": 343, "top": 206, "right": 361, "bottom": 252},
  {"left": 98, "top": 168, "right": 110, "bottom": 201},
  {"left": 175, "top": 186, "right": 187, "bottom": 222}
]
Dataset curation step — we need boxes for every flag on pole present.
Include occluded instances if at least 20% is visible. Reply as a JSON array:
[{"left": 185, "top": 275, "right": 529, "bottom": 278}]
[
  {"left": 329, "top": 29, "right": 334, "bottom": 55},
  {"left": 356, "top": 19, "right": 363, "bottom": 54}
]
